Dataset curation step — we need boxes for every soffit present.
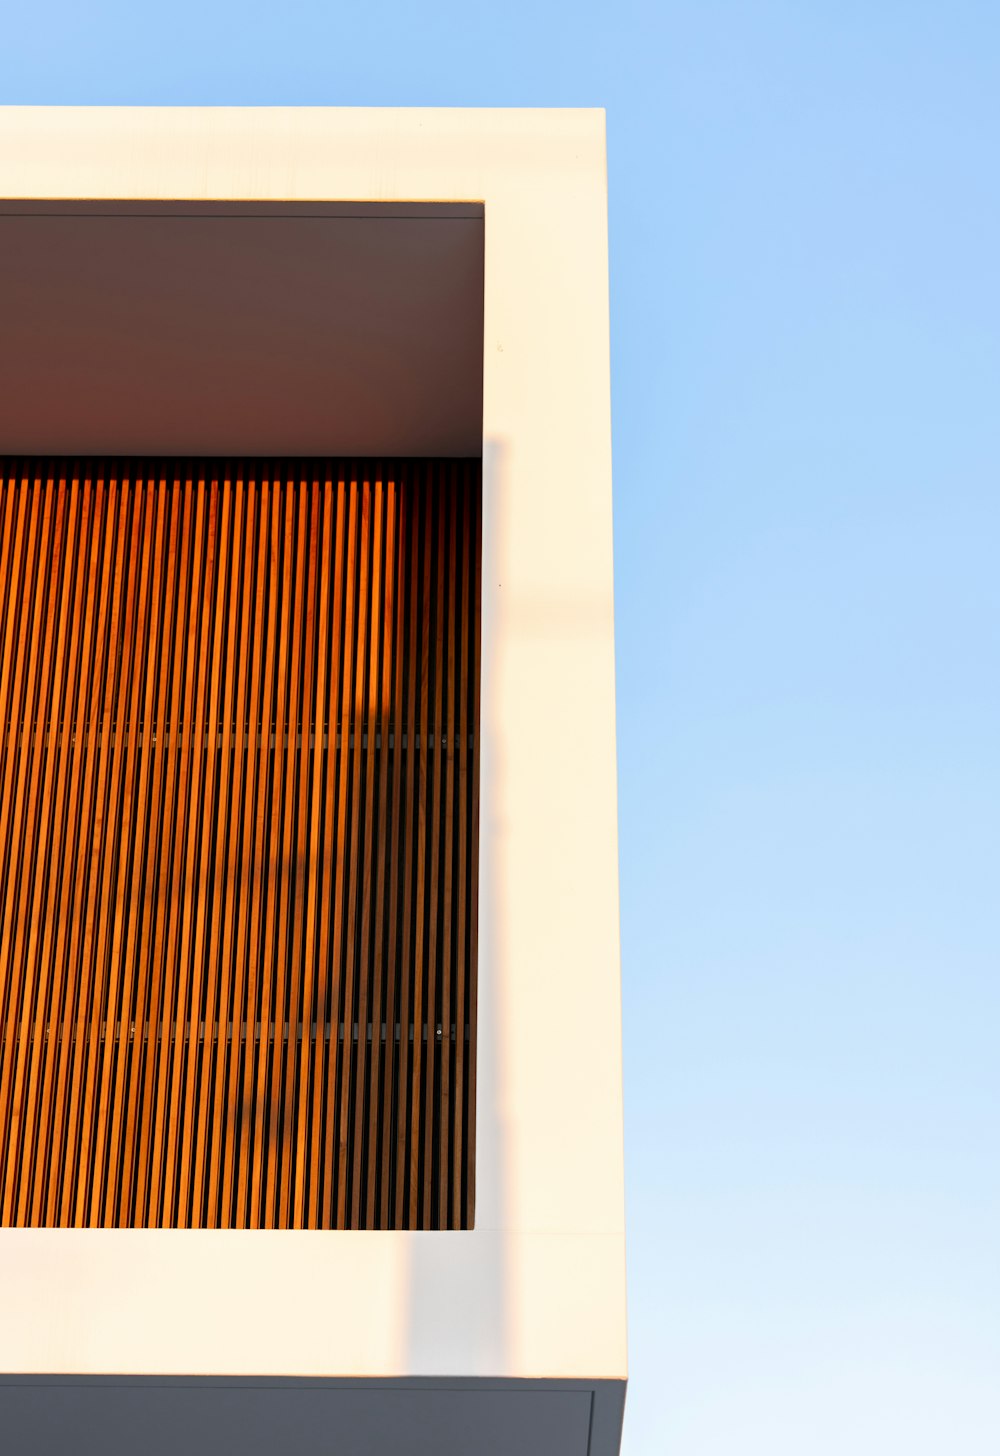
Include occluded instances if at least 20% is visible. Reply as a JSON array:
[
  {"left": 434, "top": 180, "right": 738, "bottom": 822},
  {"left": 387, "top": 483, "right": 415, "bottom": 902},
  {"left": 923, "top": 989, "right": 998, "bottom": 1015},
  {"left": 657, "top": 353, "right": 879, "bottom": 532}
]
[{"left": 0, "top": 202, "right": 484, "bottom": 458}]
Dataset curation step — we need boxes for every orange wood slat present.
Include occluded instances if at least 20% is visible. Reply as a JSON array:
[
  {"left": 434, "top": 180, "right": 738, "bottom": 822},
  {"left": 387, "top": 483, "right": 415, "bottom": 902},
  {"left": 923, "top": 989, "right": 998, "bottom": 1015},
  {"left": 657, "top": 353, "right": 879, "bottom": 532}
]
[{"left": 0, "top": 457, "right": 480, "bottom": 1229}]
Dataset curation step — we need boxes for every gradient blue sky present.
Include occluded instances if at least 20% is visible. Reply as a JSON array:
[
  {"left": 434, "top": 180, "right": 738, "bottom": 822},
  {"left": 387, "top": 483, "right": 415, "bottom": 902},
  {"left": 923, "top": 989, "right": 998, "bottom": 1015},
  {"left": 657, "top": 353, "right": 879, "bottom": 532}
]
[{"left": 6, "top": 4, "right": 999, "bottom": 1452}]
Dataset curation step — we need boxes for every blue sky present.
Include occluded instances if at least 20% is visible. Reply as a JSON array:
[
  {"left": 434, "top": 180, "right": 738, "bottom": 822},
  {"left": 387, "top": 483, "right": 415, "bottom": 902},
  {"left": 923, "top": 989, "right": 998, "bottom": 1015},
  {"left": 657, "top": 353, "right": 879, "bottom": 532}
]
[{"left": 6, "top": 3, "right": 1000, "bottom": 1451}]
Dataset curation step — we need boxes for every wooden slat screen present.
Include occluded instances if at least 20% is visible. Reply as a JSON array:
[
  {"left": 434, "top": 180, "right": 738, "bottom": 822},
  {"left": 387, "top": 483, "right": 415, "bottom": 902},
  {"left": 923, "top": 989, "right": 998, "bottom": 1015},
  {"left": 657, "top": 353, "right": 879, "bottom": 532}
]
[{"left": 0, "top": 457, "right": 480, "bottom": 1229}]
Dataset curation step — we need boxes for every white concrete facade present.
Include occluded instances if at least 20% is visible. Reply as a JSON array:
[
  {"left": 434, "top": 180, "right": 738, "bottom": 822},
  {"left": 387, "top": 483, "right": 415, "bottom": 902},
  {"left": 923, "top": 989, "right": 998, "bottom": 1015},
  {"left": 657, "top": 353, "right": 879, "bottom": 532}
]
[{"left": 0, "top": 108, "right": 625, "bottom": 1454}]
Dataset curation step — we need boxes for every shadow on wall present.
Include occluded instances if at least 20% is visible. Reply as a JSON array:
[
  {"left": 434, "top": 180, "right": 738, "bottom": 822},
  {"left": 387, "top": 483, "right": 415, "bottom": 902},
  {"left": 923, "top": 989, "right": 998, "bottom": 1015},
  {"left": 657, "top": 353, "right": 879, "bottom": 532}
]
[{"left": 403, "top": 439, "right": 511, "bottom": 1373}]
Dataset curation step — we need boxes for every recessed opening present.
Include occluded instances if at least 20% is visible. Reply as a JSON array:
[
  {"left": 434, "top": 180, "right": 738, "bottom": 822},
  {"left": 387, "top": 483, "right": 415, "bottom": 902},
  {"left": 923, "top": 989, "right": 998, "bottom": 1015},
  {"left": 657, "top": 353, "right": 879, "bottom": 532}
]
[{"left": 0, "top": 202, "right": 483, "bottom": 1229}]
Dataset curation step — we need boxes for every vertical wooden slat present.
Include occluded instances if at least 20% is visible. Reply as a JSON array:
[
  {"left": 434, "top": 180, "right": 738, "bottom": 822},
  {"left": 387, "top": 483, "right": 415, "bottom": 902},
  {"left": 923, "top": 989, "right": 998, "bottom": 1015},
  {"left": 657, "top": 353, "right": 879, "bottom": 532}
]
[
  {"left": 453, "top": 468, "right": 471, "bottom": 1227},
  {"left": 0, "top": 465, "right": 62, "bottom": 1209},
  {"left": 227, "top": 467, "right": 280, "bottom": 1228},
  {"left": 48, "top": 464, "right": 119, "bottom": 1224},
  {"left": 312, "top": 477, "right": 347, "bottom": 1228},
  {"left": 351, "top": 470, "right": 384, "bottom": 1227},
  {"left": 273, "top": 474, "right": 317, "bottom": 1228},
  {"left": 406, "top": 469, "right": 432, "bottom": 1228},
  {"left": 320, "top": 474, "right": 356, "bottom": 1223},
  {"left": 144, "top": 469, "right": 208, "bottom": 1224},
  {"left": 336, "top": 468, "right": 373, "bottom": 1226},
  {"left": 62, "top": 463, "right": 138, "bottom": 1226},
  {"left": 115, "top": 468, "right": 184, "bottom": 1225},
  {"left": 295, "top": 470, "right": 333, "bottom": 1228},
  {"left": 175, "top": 467, "right": 238, "bottom": 1224},
  {"left": 153, "top": 466, "right": 219, "bottom": 1225},
  {"left": 198, "top": 463, "right": 256, "bottom": 1227},
  {"left": 439, "top": 464, "right": 458, "bottom": 1223},
  {"left": 247, "top": 473, "right": 296, "bottom": 1227},
  {"left": 260, "top": 468, "right": 302, "bottom": 1225},
  {"left": 20, "top": 467, "right": 95, "bottom": 1224},
  {"left": 91, "top": 463, "right": 163, "bottom": 1224},
  {"left": 29, "top": 465, "right": 99, "bottom": 1225},
  {"left": 59, "top": 463, "right": 117, "bottom": 1218},
  {"left": 132, "top": 473, "right": 198, "bottom": 1225},
  {"left": 380, "top": 473, "right": 409, "bottom": 1229},
  {"left": 0, "top": 465, "right": 34, "bottom": 1182},
  {"left": 395, "top": 459, "right": 424, "bottom": 1227},
  {"left": 85, "top": 466, "right": 162, "bottom": 1224},
  {"left": 422, "top": 471, "right": 446, "bottom": 1228},
  {"left": 6, "top": 468, "right": 81, "bottom": 1224},
  {"left": 366, "top": 470, "right": 397, "bottom": 1226}
]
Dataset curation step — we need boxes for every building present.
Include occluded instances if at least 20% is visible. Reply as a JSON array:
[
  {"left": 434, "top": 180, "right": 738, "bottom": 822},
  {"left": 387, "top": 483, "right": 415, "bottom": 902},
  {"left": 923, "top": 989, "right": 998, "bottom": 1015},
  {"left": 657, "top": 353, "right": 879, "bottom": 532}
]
[{"left": 0, "top": 106, "right": 626, "bottom": 1455}]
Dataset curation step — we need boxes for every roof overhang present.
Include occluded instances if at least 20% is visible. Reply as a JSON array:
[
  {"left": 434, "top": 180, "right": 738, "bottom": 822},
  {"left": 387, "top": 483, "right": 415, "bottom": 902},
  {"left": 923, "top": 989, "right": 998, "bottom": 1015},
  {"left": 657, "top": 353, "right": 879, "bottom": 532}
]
[{"left": 0, "top": 201, "right": 483, "bottom": 457}]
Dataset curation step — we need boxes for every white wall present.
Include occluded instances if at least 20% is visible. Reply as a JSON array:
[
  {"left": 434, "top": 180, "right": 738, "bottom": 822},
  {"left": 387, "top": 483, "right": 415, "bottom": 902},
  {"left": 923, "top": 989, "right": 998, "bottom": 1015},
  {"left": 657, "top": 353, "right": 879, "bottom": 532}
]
[{"left": 0, "top": 107, "right": 625, "bottom": 1385}]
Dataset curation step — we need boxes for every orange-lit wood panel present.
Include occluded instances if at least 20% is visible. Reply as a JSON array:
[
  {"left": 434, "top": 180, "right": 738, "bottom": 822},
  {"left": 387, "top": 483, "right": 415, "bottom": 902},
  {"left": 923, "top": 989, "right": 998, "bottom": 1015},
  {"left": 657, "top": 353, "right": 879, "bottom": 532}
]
[{"left": 0, "top": 457, "right": 480, "bottom": 1229}]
